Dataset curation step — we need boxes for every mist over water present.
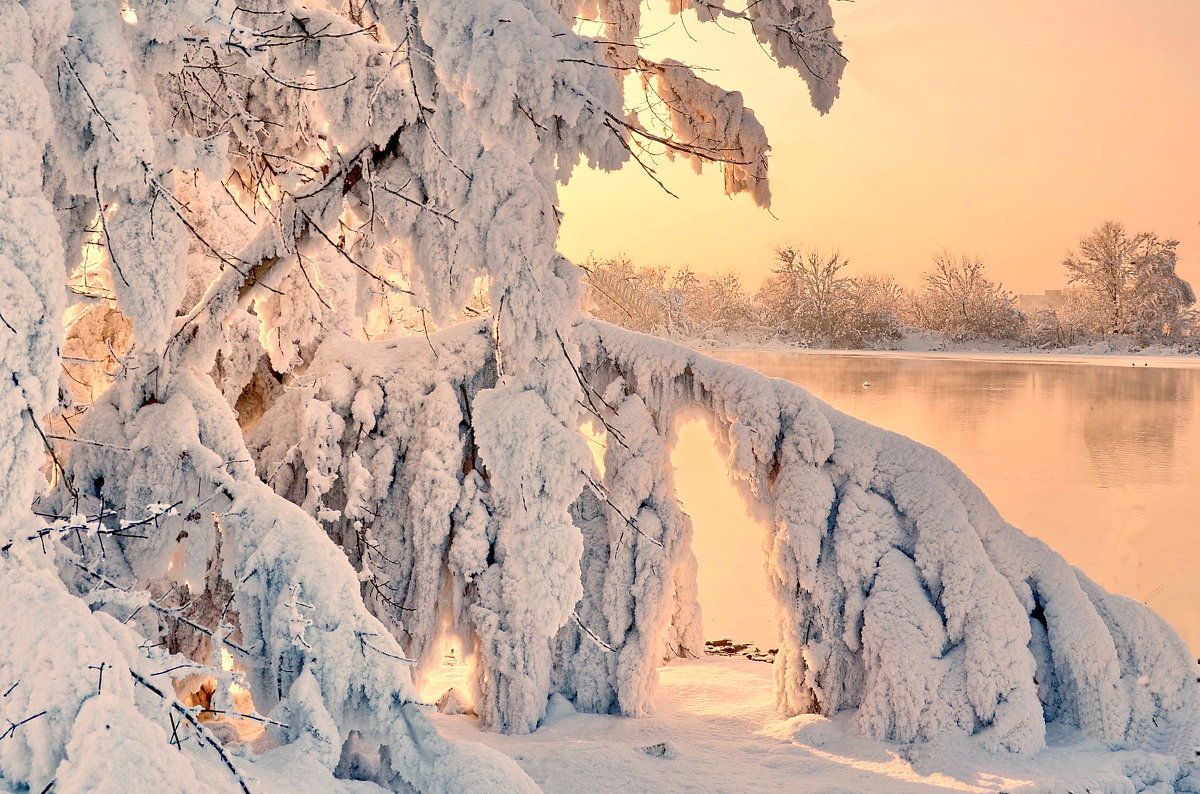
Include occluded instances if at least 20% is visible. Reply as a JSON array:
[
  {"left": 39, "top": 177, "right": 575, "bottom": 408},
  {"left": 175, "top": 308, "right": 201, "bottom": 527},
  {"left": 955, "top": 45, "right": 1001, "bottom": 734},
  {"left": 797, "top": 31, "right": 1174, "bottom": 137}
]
[{"left": 674, "top": 352, "right": 1200, "bottom": 653}]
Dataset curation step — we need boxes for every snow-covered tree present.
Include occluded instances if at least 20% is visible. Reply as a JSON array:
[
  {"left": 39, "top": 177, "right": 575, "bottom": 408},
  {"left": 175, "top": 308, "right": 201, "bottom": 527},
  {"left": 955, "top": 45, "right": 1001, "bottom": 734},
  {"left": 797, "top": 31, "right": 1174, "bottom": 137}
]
[
  {"left": 1064, "top": 222, "right": 1195, "bottom": 341},
  {"left": 912, "top": 252, "right": 1025, "bottom": 341},
  {"left": 0, "top": 0, "right": 1196, "bottom": 791},
  {"left": 585, "top": 259, "right": 753, "bottom": 338},
  {"left": 583, "top": 257, "right": 693, "bottom": 336},
  {"left": 756, "top": 246, "right": 855, "bottom": 343},
  {"left": 754, "top": 247, "right": 901, "bottom": 347}
]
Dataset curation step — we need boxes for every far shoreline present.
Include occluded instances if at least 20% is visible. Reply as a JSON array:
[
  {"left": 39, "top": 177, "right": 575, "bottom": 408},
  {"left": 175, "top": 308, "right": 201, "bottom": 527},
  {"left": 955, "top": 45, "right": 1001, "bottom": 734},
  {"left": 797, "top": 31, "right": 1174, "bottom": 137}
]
[{"left": 702, "top": 340, "right": 1200, "bottom": 370}]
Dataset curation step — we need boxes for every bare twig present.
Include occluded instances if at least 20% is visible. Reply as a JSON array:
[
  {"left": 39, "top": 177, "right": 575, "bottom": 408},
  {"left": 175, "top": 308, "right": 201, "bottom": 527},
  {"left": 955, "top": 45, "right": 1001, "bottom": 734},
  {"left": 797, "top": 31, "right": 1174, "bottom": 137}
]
[
  {"left": 46, "top": 434, "right": 131, "bottom": 451},
  {"left": 63, "top": 55, "right": 120, "bottom": 142},
  {"left": 91, "top": 166, "right": 129, "bottom": 287},
  {"left": 131, "top": 671, "right": 252, "bottom": 794},
  {"left": 355, "top": 631, "right": 417, "bottom": 664},
  {"left": 21, "top": 405, "right": 78, "bottom": 502},
  {"left": 571, "top": 611, "right": 615, "bottom": 652},
  {"left": 300, "top": 210, "right": 411, "bottom": 293},
  {"left": 0, "top": 711, "right": 47, "bottom": 741},
  {"left": 580, "top": 469, "right": 663, "bottom": 548},
  {"left": 260, "top": 66, "right": 356, "bottom": 92}
]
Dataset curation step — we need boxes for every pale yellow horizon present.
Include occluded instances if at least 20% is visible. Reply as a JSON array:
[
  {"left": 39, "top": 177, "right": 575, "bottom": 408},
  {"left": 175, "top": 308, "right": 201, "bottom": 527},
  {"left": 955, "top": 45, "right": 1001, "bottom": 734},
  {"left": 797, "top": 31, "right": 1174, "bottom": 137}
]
[{"left": 558, "top": 0, "right": 1200, "bottom": 295}]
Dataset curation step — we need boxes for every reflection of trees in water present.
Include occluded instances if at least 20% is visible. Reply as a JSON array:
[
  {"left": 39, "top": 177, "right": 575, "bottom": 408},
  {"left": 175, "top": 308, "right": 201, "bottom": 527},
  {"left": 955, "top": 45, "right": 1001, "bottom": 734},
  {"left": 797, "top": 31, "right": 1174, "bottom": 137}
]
[
  {"left": 897, "top": 361, "right": 1031, "bottom": 436},
  {"left": 1040, "top": 365, "right": 1196, "bottom": 486}
]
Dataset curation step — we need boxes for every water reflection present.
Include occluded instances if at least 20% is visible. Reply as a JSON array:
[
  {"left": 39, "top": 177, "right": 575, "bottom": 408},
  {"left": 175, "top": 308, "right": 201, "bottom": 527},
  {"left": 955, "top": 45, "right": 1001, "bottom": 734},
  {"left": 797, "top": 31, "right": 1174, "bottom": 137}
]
[{"left": 674, "top": 352, "right": 1200, "bottom": 654}]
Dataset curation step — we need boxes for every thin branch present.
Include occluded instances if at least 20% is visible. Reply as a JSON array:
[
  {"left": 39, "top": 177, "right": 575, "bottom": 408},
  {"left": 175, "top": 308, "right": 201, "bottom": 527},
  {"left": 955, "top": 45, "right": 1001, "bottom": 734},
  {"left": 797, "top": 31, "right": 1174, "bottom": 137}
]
[
  {"left": 63, "top": 55, "right": 120, "bottom": 142},
  {"left": 355, "top": 631, "right": 418, "bottom": 664},
  {"left": 0, "top": 711, "right": 47, "bottom": 741},
  {"left": 375, "top": 182, "right": 458, "bottom": 226},
  {"left": 131, "top": 671, "right": 252, "bottom": 794},
  {"left": 260, "top": 66, "right": 356, "bottom": 92},
  {"left": 21, "top": 405, "right": 78, "bottom": 502},
  {"left": 554, "top": 329, "right": 629, "bottom": 449},
  {"left": 300, "top": 210, "right": 411, "bottom": 293},
  {"left": 580, "top": 469, "right": 663, "bottom": 548},
  {"left": 46, "top": 434, "right": 131, "bottom": 451},
  {"left": 604, "top": 119, "right": 679, "bottom": 199},
  {"left": 571, "top": 611, "right": 615, "bottom": 652},
  {"left": 92, "top": 166, "right": 129, "bottom": 287}
]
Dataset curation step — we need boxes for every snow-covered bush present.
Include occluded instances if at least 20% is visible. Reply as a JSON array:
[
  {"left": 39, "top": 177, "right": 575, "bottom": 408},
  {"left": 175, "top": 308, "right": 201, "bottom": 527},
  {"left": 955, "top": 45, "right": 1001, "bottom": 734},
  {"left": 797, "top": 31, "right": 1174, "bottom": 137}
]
[{"left": 911, "top": 252, "right": 1026, "bottom": 342}]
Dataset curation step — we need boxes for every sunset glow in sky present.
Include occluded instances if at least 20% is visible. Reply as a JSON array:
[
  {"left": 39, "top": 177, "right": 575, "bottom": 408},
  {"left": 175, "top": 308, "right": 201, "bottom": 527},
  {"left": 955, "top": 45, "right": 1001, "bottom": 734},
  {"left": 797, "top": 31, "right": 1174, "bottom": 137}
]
[{"left": 558, "top": 0, "right": 1200, "bottom": 294}]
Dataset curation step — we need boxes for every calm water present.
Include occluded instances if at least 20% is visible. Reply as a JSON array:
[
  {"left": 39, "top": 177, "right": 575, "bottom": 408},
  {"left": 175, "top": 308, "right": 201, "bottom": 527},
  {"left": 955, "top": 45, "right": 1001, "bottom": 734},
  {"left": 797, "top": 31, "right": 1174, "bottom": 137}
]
[{"left": 673, "top": 352, "right": 1200, "bottom": 654}]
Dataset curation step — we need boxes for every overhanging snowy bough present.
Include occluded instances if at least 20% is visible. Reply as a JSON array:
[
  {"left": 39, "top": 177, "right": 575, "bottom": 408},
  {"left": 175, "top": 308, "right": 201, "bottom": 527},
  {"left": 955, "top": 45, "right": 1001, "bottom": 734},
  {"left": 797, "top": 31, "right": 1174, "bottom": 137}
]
[
  {"left": 253, "top": 317, "right": 1197, "bottom": 759},
  {"left": 571, "top": 321, "right": 1198, "bottom": 755}
]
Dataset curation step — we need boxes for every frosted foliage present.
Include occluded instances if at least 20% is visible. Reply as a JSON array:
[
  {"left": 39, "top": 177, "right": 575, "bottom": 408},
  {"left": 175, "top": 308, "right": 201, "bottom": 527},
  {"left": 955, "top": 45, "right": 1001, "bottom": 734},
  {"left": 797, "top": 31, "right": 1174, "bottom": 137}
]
[
  {"left": 682, "top": 0, "right": 845, "bottom": 113},
  {"left": 0, "top": 5, "right": 62, "bottom": 537},
  {"left": 552, "top": 386, "right": 704, "bottom": 717},
  {"left": 56, "top": 368, "right": 540, "bottom": 792},
  {"left": 0, "top": 0, "right": 845, "bottom": 768},
  {"left": 0, "top": 545, "right": 191, "bottom": 792},
  {"left": 576, "top": 321, "right": 1197, "bottom": 759},
  {"left": 653, "top": 63, "right": 773, "bottom": 206},
  {"left": 55, "top": 694, "right": 211, "bottom": 794},
  {"left": 743, "top": 0, "right": 845, "bottom": 113},
  {"left": 859, "top": 549, "right": 956, "bottom": 744}
]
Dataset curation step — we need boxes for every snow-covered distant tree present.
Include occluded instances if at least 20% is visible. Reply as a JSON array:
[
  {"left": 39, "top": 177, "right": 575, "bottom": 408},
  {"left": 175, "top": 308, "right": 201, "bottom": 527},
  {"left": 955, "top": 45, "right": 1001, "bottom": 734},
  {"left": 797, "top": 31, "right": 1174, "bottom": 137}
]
[
  {"left": 839, "top": 273, "right": 904, "bottom": 347},
  {"left": 1064, "top": 222, "right": 1195, "bottom": 341},
  {"left": 756, "top": 246, "right": 854, "bottom": 343},
  {"left": 584, "top": 260, "right": 753, "bottom": 337},
  {"left": 754, "top": 247, "right": 901, "bottom": 347},
  {"left": 913, "top": 252, "right": 1025, "bottom": 341},
  {"left": 584, "top": 257, "right": 685, "bottom": 335},
  {"left": 686, "top": 271, "right": 755, "bottom": 332},
  {"left": 0, "top": 0, "right": 1196, "bottom": 791}
]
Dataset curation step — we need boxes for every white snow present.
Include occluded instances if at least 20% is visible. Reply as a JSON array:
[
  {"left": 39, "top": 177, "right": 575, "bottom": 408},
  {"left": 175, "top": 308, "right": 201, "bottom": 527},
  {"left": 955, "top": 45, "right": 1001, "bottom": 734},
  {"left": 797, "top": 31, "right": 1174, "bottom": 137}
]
[{"left": 432, "top": 655, "right": 1193, "bottom": 793}]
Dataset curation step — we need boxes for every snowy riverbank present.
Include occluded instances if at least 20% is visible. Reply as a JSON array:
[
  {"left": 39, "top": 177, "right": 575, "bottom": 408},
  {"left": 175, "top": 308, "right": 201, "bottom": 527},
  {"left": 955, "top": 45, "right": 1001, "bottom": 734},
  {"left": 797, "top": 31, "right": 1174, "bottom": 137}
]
[
  {"left": 429, "top": 657, "right": 1192, "bottom": 793},
  {"left": 686, "top": 332, "right": 1200, "bottom": 369}
]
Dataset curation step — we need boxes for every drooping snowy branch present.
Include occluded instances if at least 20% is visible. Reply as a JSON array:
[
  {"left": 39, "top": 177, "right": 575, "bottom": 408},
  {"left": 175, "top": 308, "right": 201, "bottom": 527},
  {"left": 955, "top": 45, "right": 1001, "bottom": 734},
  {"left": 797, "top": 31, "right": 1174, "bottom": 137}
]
[{"left": 572, "top": 319, "right": 1197, "bottom": 757}]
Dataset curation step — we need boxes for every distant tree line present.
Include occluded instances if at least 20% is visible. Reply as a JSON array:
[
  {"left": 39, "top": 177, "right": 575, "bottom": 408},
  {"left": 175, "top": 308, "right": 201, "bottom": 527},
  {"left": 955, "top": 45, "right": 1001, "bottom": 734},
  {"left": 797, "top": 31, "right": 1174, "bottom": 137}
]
[{"left": 584, "top": 222, "right": 1196, "bottom": 349}]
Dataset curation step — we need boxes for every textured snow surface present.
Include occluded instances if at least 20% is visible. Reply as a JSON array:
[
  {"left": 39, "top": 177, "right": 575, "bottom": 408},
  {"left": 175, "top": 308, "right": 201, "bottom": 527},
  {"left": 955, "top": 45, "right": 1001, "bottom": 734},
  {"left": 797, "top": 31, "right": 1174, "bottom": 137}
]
[
  {"left": 433, "top": 656, "right": 1194, "bottom": 793},
  {"left": 250, "top": 318, "right": 1198, "bottom": 778}
]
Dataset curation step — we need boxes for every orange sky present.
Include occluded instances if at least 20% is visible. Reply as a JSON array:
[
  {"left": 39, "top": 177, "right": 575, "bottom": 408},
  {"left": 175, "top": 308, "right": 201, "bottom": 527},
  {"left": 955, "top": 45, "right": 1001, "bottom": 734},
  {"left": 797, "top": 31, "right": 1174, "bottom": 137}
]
[{"left": 558, "top": 0, "right": 1200, "bottom": 294}]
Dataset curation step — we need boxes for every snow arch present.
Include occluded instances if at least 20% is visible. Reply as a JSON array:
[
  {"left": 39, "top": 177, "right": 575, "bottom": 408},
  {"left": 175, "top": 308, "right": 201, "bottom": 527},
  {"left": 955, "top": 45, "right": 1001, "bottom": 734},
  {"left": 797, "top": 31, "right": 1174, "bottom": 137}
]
[
  {"left": 564, "top": 321, "right": 1197, "bottom": 754},
  {"left": 252, "top": 317, "right": 1196, "bottom": 756}
]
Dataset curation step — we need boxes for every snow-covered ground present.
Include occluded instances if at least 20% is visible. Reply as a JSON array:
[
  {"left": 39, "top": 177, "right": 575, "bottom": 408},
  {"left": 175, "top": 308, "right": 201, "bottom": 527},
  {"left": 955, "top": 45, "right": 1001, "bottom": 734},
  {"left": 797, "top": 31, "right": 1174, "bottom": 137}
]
[{"left": 427, "top": 657, "right": 1188, "bottom": 793}]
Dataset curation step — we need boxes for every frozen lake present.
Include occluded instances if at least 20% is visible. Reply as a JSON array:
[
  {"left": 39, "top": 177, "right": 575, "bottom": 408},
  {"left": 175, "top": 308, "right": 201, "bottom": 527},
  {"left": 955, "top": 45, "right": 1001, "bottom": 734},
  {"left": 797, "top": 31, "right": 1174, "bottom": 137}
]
[{"left": 675, "top": 350, "right": 1200, "bottom": 654}]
